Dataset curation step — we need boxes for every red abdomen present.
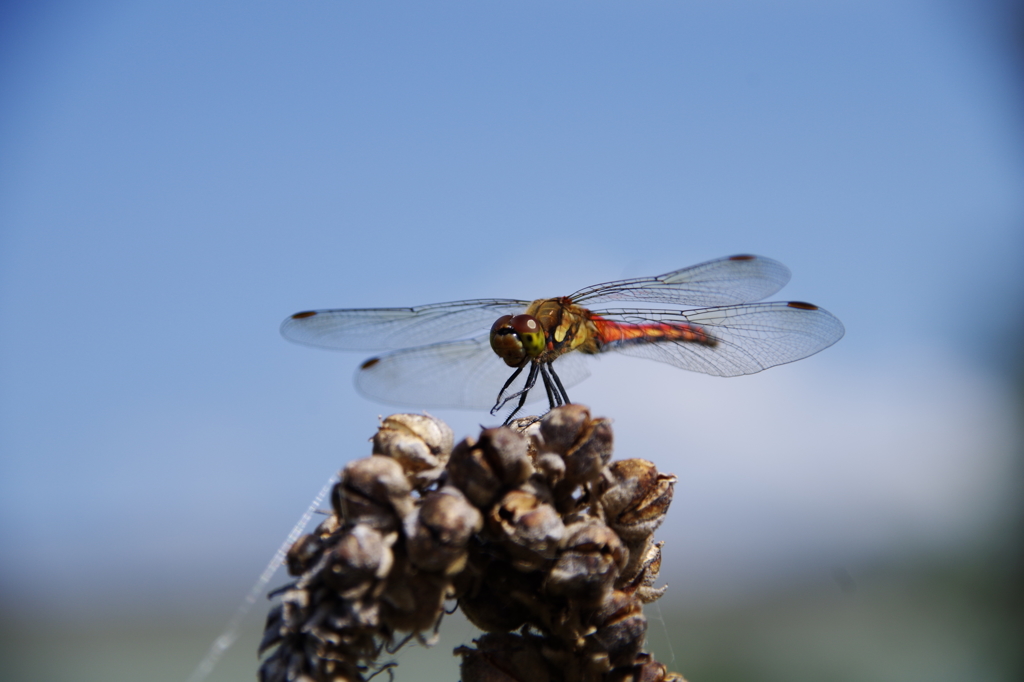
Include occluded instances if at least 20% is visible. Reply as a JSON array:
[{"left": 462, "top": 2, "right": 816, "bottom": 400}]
[{"left": 590, "top": 316, "right": 716, "bottom": 350}]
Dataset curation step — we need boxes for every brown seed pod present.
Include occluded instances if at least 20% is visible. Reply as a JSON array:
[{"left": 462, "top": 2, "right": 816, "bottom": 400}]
[
  {"left": 447, "top": 437, "right": 503, "bottom": 508},
  {"left": 257, "top": 603, "right": 286, "bottom": 657},
  {"left": 604, "top": 652, "right": 686, "bottom": 682},
  {"left": 599, "top": 460, "right": 676, "bottom": 542},
  {"left": 544, "top": 519, "right": 627, "bottom": 601},
  {"left": 314, "top": 513, "right": 342, "bottom": 538},
  {"left": 266, "top": 635, "right": 369, "bottom": 682},
  {"left": 618, "top": 540, "right": 667, "bottom": 604},
  {"left": 276, "top": 586, "right": 311, "bottom": 630},
  {"left": 488, "top": 488, "right": 566, "bottom": 571},
  {"left": 537, "top": 404, "right": 592, "bottom": 455},
  {"left": 562, "top": 417, "right": 614, "bottom": 486},
  {"left": 533, "top": 452, "right": 566, "bottom": 484},
  {"left": 479, "top": 428, "right": 534, "bottom": 487},
  {"left": 286, "top": 513, "right": 345, "bottom": 576},
  {"left": 587, "top": 590, "right": 647, "bottom": 667},
  {"left": 334, "top": 455, "right": 415, "bottom": 530},
  {"left": 286, "top": 533, "right": 324, "bottom": 577},
  {"left": 405, "top": 486, "right": 483, "bottom": 575},
  {"left": 456, "top": 554, "right": 542, "bottom": 633},
  {"left": 258, "top": 581, "right": 376, "bottom": 682},
  {"left": 379, "top": 564, "right": 452, "bottom": 633},
  {"left": 457, "top": 632, "right": 554, "bottom": 682},
  {"left": 322, "top": 525, "right": 395, "bottom": 598},
  {"left": 372, "top": 413, "right": 454, "bottom": 488},
  {"left": 447, "top": 428, "right": 533, "bottom": 508}
]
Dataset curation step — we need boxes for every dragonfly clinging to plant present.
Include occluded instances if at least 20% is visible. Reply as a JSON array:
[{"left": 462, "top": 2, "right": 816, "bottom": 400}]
[{"left": 281, "top": 255, "right": 844, "bottom": 424}]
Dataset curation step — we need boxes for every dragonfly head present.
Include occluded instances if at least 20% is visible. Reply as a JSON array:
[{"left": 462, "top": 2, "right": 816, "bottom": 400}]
[{"left": 490, "top": 314, "right": 545, "bottom": 367}]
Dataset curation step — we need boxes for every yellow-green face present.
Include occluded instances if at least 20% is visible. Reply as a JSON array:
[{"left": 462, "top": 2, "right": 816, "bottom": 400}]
[{"left": 489, "top": 314, "right": 545, "bottom": 367}]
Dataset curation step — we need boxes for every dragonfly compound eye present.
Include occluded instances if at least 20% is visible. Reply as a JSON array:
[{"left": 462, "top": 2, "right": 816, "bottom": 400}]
[
  {"left": 510, "top": 315, "right": 545, "bottom": 357},
  {"left": 490, "top": 314, "right": 527, "bottom": 367}
]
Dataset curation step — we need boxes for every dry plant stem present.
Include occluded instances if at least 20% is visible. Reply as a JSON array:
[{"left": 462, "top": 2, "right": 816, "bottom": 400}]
[{"left": 259, "top": 406, "right": 686, "bottom": 682}]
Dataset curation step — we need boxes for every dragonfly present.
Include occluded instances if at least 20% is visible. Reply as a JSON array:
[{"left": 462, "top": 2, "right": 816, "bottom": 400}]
[{"left": 281, "top": 255, "right": 844, "bottom": 424}]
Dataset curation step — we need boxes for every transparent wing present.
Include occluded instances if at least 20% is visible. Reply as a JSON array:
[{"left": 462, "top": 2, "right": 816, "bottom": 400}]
[
  {"left": 594, "top": 302, "right": 844, "bottom": 377},
  {"left": 355, "top": 336, "right": 591, "bottom": 410},
  {"left": 570, "top": 255, "right": 791, "bottom": 307},
  {"left": 280, "top": 299, "right": 531, "bottom": 351}
]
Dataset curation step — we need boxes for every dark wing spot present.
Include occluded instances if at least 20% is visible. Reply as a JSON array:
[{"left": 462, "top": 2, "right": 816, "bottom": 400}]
[
  {"left": 787, "top": 301, "right": 819, "bottom": 310},
  {"left": 360, "top": 357, "right": 381, "bottom": 369},
  {"left": 292, "top": 311, "right": 317, "bottom": 319},
  {"left": 729, "top": 254, "right": 756, "bottom": 261}
]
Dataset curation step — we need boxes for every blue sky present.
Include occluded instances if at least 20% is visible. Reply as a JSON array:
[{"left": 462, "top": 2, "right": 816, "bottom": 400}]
[{"left": 1, "top": 0, "right": 1022, "bottom": 628}]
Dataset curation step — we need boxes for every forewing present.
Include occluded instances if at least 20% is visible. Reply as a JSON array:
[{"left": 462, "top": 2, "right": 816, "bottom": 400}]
[
  {"left": 570, "top": 255, "right": 791, "bottom": 307},
  {"left": 280, "top": 299, "right": 530, "bottom": 351},
  {"left": 355, "top": 336, "right": 591, "bottom": 410},
  {"left": 595, "top": 303, "right": 844, "bottom": 377}
]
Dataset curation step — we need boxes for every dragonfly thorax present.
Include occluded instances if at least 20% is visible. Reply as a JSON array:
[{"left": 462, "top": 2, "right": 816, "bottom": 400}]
[{"left": 489, "top": 314, "right": 545, "bottom": 367}]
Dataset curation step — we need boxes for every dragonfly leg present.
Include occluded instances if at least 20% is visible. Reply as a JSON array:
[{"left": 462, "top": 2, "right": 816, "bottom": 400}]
[
  {"left": 493, "top": 358, "right": 540, "bottom": 411},
  {"left": 498, "top": 362, "right": 540, "bottom": 424},
  {"left": 491, "top": 361, "right": 528, "bottom": 415},
  {"left": 547, "top": 362, "right": 571, "bottom": 405},
  {"left": 539, "top": 363, "right": 557, "bottom": 409}
]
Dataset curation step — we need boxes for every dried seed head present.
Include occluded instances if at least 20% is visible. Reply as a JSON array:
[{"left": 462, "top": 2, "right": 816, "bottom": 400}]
[
  {"left": 537, "top": 404, "right": 591, "bottom": 454},
  {"left": 562, "top": 417, "right": 614, "bottom": 485},
  {"left": 488, "top": 488, "right": 566, "bottom": 571},
  {"left": 457, "top": 633, "right": 553, "bottom": 682},
  {"left": 600, "top": 459, "right": 676, "bottom": 541},
  {"left": 447, "top": 428, "right": 533, "bottom": 508},
  {"left": 545, "top": 519, "right": 627, "bottom": 600},
  {"left": 405, "top": 486, "right": 483, "bottom": 575},
  {"left": 334, "top": 455, "right": 415, "bottom": 530},
  {"left": 372, "top": 413, "right": 453, "bottom": 487},
  {"left": 322, "top": 525, "right": 395, "bottom": 597},
  {"left": 262, "top": 407, "right": 686, "bottom": 682}
]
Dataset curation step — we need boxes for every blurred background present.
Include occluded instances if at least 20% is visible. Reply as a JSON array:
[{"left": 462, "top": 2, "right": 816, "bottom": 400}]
[{"left": 1, "top": 1, "right": 1022, "bottom": 681}]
